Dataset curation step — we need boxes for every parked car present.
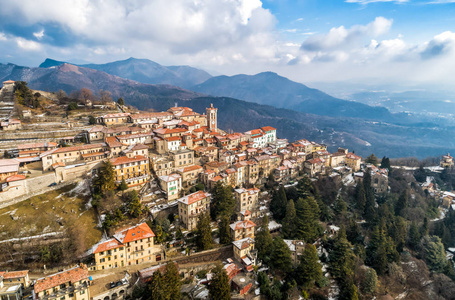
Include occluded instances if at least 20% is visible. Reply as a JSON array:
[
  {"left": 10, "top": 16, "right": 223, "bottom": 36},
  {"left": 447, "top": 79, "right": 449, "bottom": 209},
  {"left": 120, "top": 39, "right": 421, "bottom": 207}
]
[{"left": 48, "top": 182, "right": 57, "bottom": 187}]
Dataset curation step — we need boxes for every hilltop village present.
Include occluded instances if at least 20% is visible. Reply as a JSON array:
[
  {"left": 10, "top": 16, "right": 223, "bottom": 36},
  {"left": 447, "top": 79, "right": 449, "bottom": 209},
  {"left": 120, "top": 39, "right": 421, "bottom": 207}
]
[{"left": 1, "top": 80, "right": 455, "bottom": 300}]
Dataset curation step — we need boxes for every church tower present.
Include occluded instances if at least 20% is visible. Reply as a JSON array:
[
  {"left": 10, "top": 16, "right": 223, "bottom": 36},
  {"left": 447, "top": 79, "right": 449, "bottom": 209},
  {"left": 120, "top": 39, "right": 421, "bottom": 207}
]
[{"left": 206, "top": 104, "right": 218, "bottom": 132}]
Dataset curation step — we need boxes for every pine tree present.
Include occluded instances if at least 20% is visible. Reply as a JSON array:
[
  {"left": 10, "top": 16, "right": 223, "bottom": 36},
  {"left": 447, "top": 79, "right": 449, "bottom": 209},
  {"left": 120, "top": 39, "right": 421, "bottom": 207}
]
[
  {"left": 395, "top": 190, "right": 408, "bottom": 217},
  {"left": 346, "top": 218, "right": 362, "bottom": 245},
  {"left": 208, "top": 264, "right": 231, "bottom": 300},
  {"left": 118, "top": 179, "right": 128, "bottom": 192},
  {"left": 164, "top": 262, "right": 181, "bottom": 300},
  {"left": 295, "top": 244, "right": 322, "bottom": 288},
  {"left": 361, "top": 268, "right": 378, "bottom": 296},
  {"left": 269, "top": 237, "right": 293, "bottom": 272},
  {"left": 117, "top": 97, "right": 125, "bottom": 106},
  {"left": 422, "top": 235, "right": 448, "bottom": 273},
  {"left": 354, "top": 183, "right": 366, "bottom": 213},
  {"left": 421, "top": 217, "right": 429, "bottom": 237},
  {"left": 333, "top": 196, "right": 347, "bottom": 220},
  {"left": 328, "top": 227, "right": 355, "bottom": 279},
  {"left": 270, "top": 186, "right": 287, "bottom": 222},
  {"left": 196, "top": 212, "right": 212, "bottom": 250},
  {"left": 282, "top": 199, "right": 297, "bottom": 239},
  {"left": 256, "top": 214, "right": 273, "bottom": 265},
  {"left": 366, "top": 223, "right": 399, "bottom": 275},
  {"left": 94, "top": 161, "right": 116, "bottom": 193},
  {"left": 126, "top": 190, "right": 142, "bottom": 217},
  {"left": 219, "top": 216, "right": 231, "bottom": 244},
  {"left": 339, "top": 275, "right": 359, "bottom": 300},
  {"left": 295, "top": 198, "right": 320, "bottom": 242},
  {"left": 210, "top": 183, "right": 236, "bottom": 220},
  {"left": 365, "top": 154, "right": 379, "bottom": 166},
  {"left": 145, "top": 271, "right": 165, "bottom": 300},
  {"left": 407, "top": 222, "right": 421, "bottom": 250},
  {"left": 380, "top": 156, "right": 391, "bottom": 171}
]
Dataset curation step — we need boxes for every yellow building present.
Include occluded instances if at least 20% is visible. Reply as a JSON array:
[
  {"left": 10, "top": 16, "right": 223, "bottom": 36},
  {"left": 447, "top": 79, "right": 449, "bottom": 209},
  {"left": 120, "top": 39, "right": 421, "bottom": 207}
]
[
  {"left": 98, "top": 113, "right": 130, "bottom": 126},
  {"left": 158, "top": 173, "right": 182, "bottom": 201},
  {"left": 33, "top": 265, "right": 90, "bottom": 300},
  {"left": 177, "top": 190, "right": 211, "bottom": 231},
  {"left": 41, "top": 143, "right": 108, "bottom": 171},
  {"left": 92, "top": 223, "right": 162, "bottom": 270},
  {"left": 234, "top": 188, "right": 259, "bottom": 215},
  {"left": 110, "top": 155, "right": 149, "bottom": 187},
  {"left": 345, "top": 152, "right": 362, "bottom": 171}
]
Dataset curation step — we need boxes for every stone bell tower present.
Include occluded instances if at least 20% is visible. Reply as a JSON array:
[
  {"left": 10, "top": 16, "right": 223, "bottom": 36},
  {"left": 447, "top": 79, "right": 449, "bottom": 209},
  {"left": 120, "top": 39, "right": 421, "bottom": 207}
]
[{"left": 206, "top": 104, "right": 218, "bottom": 132}]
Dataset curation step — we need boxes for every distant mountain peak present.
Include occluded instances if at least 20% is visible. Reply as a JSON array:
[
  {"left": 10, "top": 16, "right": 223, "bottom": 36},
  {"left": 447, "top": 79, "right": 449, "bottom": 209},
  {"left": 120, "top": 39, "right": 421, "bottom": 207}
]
[{"left": 39, "top": 58, "right": 67, "bottom": 68}]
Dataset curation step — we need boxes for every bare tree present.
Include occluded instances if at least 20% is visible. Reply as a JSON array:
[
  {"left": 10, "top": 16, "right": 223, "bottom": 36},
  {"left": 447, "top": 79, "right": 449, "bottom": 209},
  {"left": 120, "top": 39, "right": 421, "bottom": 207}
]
[{"left": 99, "top": 90, "right": 112, "bottom": 104}]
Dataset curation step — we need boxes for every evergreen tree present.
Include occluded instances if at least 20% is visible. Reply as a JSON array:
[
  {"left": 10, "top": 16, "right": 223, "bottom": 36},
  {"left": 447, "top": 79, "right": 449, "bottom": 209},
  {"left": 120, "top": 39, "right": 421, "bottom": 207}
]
[
  {"left": 361, "top": 268, "right": 378, "bottom": 296},
  {"left": 145, "top": 271, "right": 165, "bottom": 300},
  {"left": 88, "top": 115, "right": 96, "bottom": 125},
  {"left": 395, "top": 190, "right": 408, "bottom": 217},
  {"left": 270, "top": 186, "right": 287, "bottom": 222},
  {"left": 208, "top": 264, "right": 231, "bottom": 300},
  {"left": 93, "top": 161, "right": 116, "bottom": 193},
  {"left": 256, "top": 214, "right": 273, "bottom": 265},
  {"left": 282, "top": 199, "right": 297, "bottom": 239},
  {"left": 117, "top": 97, "right": 125, "bottom": 106},
  {"left": 269, "top": 237, "right": 293, "bottom": 272},
  {"left": 295, "top": 244, "right": 322, "bottom": 289},
  {"left": 295, "top": 197, "right": 321, "bottom": 242},
  {"left": 164, "top": 262, "right": 181, "bottom": 300},
  {"left": 421, "top": 235, "right": 448, "bottom": 273},
  {"left": 333, "top": 196, "right": 347, "bottom": 220},
  {"left": 219, "top": 216, "right": 231, "bottom": 244},
  {"left": 407, "top": 222, "right": 421, "bottom": 250},
  {"left": 363, "top": 171, "right": 376, "bottom": 223},
  {"left": 118, "top": 179, "right": 128, "bottom": 192},
  {"left": 346, "top": 218, "right": 362, "bottom": 245},
  {"left": 196, "top": 212, "right": 212, "bottom": 250},
  {"left": 365, "top": 154, "right": 379, "bottom": 166},
  {"left": 421, "top": 217, "right": 429, "bottom": 237},
  {"left": 389, "top": 216, "right": 407, "bottom": 252},
  {"left": 380, "top": 156, "right": 391, "bottom": 171},
  {"left": 354, "top": 183, "right": 366, "bottom": 213},
  {"left": 328, "top": 227, "right": 355, "bottom": 279},
  {"left": 338, "top": 275, "right": 359, "bottom": 300},
  {"left": 366, "top": 224, "right": 399, "bottom": 275},
  {"left": 210, "top": 182, "right": 236, "bottom": 220},
  {"left": 125, "top": 190, "right": 142, "bottom": 217}
]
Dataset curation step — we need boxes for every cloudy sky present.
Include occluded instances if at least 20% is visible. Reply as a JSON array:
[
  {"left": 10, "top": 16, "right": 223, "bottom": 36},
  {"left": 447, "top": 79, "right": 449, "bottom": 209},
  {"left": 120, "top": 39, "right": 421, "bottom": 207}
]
[{"left": 1, "top": 0, "right": 455, "bottom": 91}]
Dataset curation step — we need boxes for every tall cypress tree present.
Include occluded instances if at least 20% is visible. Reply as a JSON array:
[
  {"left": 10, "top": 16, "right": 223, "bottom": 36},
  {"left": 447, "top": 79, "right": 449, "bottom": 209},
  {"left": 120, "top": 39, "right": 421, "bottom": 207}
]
[
  {"left": 269, "top": 237, "right": 293, "bottom": 272},
  {"left": 295, "top": 198, "right": 318, "bottom": 242},
  {"left": 282, "top": 200, "right": 297, "bottom": 239},
  {"left": 196, "top": 212, "right": 212, "bottom": 251},
  {"left": 219, "top": 216, "right": 231, "bottom": 244},
  {"left": 256, "top": 214, "right": 273, "bottom": 265},
  {"left": 210, "top": 183, "right": 235, "bottom": 220},
  {"left": 354, "top": 183, "right": 366, "bottom": 213},
  {"left": 295, "top": 244, "right": 322, "bottom": 289},
  {"left": 208, "top": 264, "right": 231, "bottom": 300},
  {"left": 328, "top": 227, "right": 355, "bottom": 279},
  {"left": 164, "top": 262, "right": 181, "bottom": 300},
  {"left": 395, "top": 190, "right": 408, "bottom": 217},
  {"left": 270, "top": 186, "right": 287, "bottom": 222},
  {"left": 145, "top": 271, "right": 165, "bottom": 300},
  {"left": 407, "top": 222, "right": 421, "bottom": 250}
]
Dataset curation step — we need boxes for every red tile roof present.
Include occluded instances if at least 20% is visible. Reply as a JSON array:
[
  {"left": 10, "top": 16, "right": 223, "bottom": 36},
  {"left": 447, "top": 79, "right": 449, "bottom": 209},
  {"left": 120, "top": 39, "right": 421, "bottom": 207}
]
[
  {"left": 110, "top": 155, "right": 147, "bottom": 166},
  {"left": 6, "top": 174, "right": 26, "bottom": 182},
  {"left": 114, "top": 222, "right": 155, "bottom": 244},
  {"left": 53, "top": 143, "right": 105, "bottom": 154},
  {"left": 178, "top": 190, "right": 211, "bottom": 205},
  {"left": 0, "top": 270, "right": 28, "bottom": 279},
  {"left": 93, "top": 238, "right": 123, "bottom": 254},
  {"left": 261, "top": 126, "right": 276, "bottom": 132},
  {"left": 34, "top": 265, "right": 89, "bottom": 293}
]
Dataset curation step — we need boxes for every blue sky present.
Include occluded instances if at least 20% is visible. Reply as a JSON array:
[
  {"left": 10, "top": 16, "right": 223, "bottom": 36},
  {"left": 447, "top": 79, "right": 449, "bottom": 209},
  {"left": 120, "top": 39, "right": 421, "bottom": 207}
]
[{"left": 1, "top": 0, "right": 455, "bottom": 91}]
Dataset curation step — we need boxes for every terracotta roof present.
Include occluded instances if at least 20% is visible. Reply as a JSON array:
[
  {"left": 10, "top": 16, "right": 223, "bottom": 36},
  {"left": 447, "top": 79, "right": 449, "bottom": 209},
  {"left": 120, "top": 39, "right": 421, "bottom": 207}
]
[
  {"left": 113, "top": 222, "right": 155, "bottom": 244},
  {"left": 34, "top": 265, "right": 89, "bottom": 294},
  {"left": 1, "top": 270, "right": 28, "bottom": 279},
  {"left": 346, "top": 153, "right": 361, "bottom": 160},
  {"left": 178, "top": 190, "right": 211, "bottom": 205},
  {"left": 154, "top": 128, "right": 188, "bottom": 135},
  {"left": 93, "top": 238, "right": 123, "bottom": 254},
  {"left": 3, "top": 80, "right": 15, "bottom": 84},
  {"left": 165, "top": 136, "right": 181, "bottom": 142},
  {"left": 232, "top": 237, "right": 254, "bottom": 250},
  {"left": 230, "top": 220, "right": 256, "bottom": 231},
  {"left": 159, "top": 173, "right": 181, "bottom": 182},
  {"left": 81, "top": 151, "right": 105, "bottom": 158},
  {"left": 178, "top": 165, "right": 203, "bottom": 173},
  {"left": 132, "top": 144, "right": 149, "bottom": 150},
  {"left": 261, "top": 126, "right": 276, "bottom": 132},
  {"left": 110, "top": 155, "right": 147, "bottom": 166},
  {"left": 6, "top": 174, "right": 26, "bottom": 182},
  {"left": 105, "top": 136, "right": 123, "bottom": 148},
  {"left": 246, "top": 129, "right": 262, "bottom": 135}
]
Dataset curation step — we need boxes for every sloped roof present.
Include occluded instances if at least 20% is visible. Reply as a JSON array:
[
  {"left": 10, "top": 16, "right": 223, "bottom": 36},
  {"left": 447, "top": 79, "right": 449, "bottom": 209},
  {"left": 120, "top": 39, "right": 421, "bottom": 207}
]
[{"left": 34, "top": 265, "right": 89, "bottom": 293}]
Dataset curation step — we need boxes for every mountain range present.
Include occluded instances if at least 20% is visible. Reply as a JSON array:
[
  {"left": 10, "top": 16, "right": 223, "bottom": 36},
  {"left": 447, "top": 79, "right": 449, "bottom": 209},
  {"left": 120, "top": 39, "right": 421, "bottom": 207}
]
[
  {"left": 39, "top": 57, "right": 212, "bottom": 88},
  {"left": 1, "top": 58, "right": 454, "bottom": 158}
]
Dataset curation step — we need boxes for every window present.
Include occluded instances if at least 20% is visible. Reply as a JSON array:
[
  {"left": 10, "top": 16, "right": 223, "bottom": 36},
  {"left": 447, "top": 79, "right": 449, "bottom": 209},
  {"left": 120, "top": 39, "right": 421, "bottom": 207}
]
[{"left": 80, "top": 290, "right": 85, "bottom": 295}]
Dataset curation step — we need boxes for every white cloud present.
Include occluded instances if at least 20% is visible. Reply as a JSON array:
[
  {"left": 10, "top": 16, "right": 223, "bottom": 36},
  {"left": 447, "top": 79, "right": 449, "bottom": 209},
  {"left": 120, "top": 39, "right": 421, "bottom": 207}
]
[
  {"left": 0, "top": 32, "right": 6, "bottom": 41},
  {"left": 301, "top": 17, "right": 392, "bottom": 51},
  {"left": 15, "top": 38, "right": 41, "bottom": 51},
  {"left": 33, "top": 29, "right": 44, "bottom": 40}
]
